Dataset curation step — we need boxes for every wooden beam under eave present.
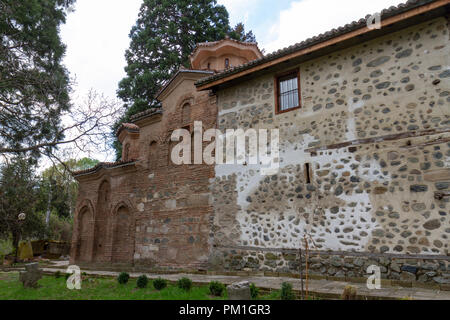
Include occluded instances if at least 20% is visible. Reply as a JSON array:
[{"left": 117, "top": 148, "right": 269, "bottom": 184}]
[
  {"left": 305, "top": 127, "right": 450, "bottom": 154},
  {"left": 196, "top": 0, "right": 450, "bottom": 91}
]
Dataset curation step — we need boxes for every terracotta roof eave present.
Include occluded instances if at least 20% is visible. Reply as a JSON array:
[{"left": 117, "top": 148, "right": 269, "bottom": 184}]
[
  {"left": 156, "top": 69, "right": 214, "bottom": 100},
  {"left": 115, "top": 123, "right": 140, "bottom": 137},
  {"left": 130, "top": 108, "right": 163, "bottom": 123},
  {"left": 72, "top": 160, "right": 136, "bottom": 177},
  {"left": 190, "top": 39, "right": 262, "bottom": 59},
  {"left": 127, "top": 70, "right": 215, "bottom": 125},
  {"left": 195, "top": 0, "right": 445, "bottom": 88}
]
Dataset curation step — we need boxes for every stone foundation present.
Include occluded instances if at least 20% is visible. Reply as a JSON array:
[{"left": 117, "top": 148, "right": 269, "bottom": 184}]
[{"left": 210, "top": 247, "right": 450, "bottom": 285}]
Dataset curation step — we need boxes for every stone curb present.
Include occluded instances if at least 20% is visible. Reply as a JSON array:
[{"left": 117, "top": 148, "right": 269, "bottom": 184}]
[
  {"left": 25, "top": 265, "right": 448, "bottom": 292},
  {"left": 38, "top": 270, "right": 388, "bottom": 300},
  {"left": 35, "top": 267, "right": 449, "bottom": 300}
]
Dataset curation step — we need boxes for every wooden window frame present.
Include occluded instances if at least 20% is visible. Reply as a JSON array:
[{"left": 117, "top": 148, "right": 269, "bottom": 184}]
[
  {"left": 274, "top": 68, "right": 301, "bottom": 114},
  {"left": 304, "top": 163, "right": 313, "bottom": 184}
]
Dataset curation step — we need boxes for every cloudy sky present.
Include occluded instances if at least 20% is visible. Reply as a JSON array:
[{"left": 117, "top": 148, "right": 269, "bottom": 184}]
[
  {"left": 57, "top": 0, "right": 405, "bottom": 163},
  {"left": 60, "top": 0, "right": 406, "bottom": 101}
]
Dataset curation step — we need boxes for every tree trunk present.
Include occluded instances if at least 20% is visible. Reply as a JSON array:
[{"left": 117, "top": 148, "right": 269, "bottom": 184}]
[
  {"left": 45, "top": 180, "right": 52, "bottom": 226},
  {"left": 68, "top": 186, "right": 73, "bottom": 219},
  {"left": 12, "top": 230, "right": 20, "bottom": 264}
]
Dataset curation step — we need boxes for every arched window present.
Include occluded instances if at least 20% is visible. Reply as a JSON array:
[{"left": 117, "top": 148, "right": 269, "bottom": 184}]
[
  {"left": 94, "top": 181, "right": 110, "bottom": 262},
  {"left": 182, "top": 103, "right": 190, "bottom": 123},
  {"left": 77, "top": 206, "right": 92, "bottom": 262},
  {"left": 112, "top": 205, "right": 133, "bottom": 263},
  {"left": 149, "top": 141, "right": 158, "bottom": 169},
  {"left": 224, "top": 58, "right": 230, "bottom": 69},
  {"left": 123, "top": 143, "right": 130, "bottom": 161}
]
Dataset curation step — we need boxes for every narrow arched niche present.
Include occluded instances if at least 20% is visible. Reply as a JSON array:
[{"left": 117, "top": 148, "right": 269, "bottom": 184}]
[
  {"left": 76, "top": 206, "right": 93, "bottom": 262},
  {"left": 93, "top": 180, "right": 110, "bottom": 262},
  {"left": 149, "top": 140, "right": 158, "bottom": 170},
  {"left": 182, "top": 102, "right": 191, "bottom": 124},
  {"left": 123, "top": 143, "right": 130, "bottom": 161},
  {"left": 112, "top": 205, "right": 134, "bottom": 263}
]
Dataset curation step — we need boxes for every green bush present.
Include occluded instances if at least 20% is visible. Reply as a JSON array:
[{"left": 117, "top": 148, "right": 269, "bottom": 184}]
[
  {"left": 250, "top": 283, "right": 259, "bottom": 299},
  {"left": 54, "top": 271, "right": 61, "bottom": 278},
  {"left": 153, "top": 277, "right": 167, "bottom": 290},
  {"left": 280, "top": 282, "right": 295, "bottom": 300},
  {"left": 177, "top": 277, "right": 192, "bottom": 291},
  {"left": 136, "top": 275, "right": 148, "bottom": 289},
  {"left": 117, "top": 272, "right": 130, "bottom": 285},
  {"left": 0, "top": 238, "right": 13, "bottom": 257},
  {"left": 64, "top": 272, "right": 71, "bottom": 280},
  {"left": 47, "top": 211, "right": 73, "bottom": 243},
  {"left": 208, "top": 281, "right": 225, "bottom": 296}
]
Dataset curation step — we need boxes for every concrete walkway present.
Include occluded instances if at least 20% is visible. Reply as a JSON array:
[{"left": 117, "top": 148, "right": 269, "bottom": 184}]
[{"left": 37, "top": 261, "right": 449, "bottom": 300}]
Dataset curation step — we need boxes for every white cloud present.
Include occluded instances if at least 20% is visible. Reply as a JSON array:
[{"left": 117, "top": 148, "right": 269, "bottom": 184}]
[
  {"left": 218, "top": 0, "right": 259, "bottom": 26},
  {"left": 54, "top": 0, "right": 409, "bottom": 166},
  {"left": 60, "top": 0, "right": 142, "bottom": 100},
  {"left": 52, "top": 0, "right": 142, "bottom": 166},
  {"left": 262, "top": 0, "right": 405, "bottom": 53}
]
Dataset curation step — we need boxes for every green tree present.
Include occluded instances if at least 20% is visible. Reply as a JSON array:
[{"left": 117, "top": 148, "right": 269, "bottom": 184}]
[
  {"left": 0, "top": 0, "right": 76, "bottom": 158},
  {"left": 230, "top": 22, "right": 256, "bottom": 43},
  {"left": 36, "top": 157, "right": 99, "bottom": 222},
  {"left": 0, "top": 158, "right": 46, "bottom": 262},
  {"left": 114, "top": 0, "right": 256, "bottom": 158}
]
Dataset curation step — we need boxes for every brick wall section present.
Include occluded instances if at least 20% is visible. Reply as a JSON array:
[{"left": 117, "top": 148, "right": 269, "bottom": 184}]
[{"left": 71, "top": 78, "right": 217, "bottom": 270}]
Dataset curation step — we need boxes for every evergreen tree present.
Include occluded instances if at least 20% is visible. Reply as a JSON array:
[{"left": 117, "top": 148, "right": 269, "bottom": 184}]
[
  {"left": 36, "top": 157, "right": 99, "bottom": 221},
  {"left": 114, "top": 0, "right": 256, "bottom": 158},
  {"left": 230, "top": 23, "right": 256, "bottom": 43},
  {"left": 0, "top": 0, "right": 75, "bottom": 158},
  {"left": 0, "top": 157, "right": 45, "bottom": 261}
]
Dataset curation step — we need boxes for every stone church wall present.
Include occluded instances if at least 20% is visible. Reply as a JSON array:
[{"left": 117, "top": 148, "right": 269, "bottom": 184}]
[{"left": 210, "top": 17, "right": 450, "bottom": 283}]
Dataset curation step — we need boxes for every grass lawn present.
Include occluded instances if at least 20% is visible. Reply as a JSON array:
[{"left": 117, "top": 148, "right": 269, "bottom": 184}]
[{"left": 0, "top": 272, "right": 282, "bottom": 300}]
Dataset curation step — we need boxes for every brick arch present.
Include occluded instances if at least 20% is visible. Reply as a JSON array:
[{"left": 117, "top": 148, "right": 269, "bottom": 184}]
[
  {"left": 111, "top": 201, "right": 135, "bottom": 264},
  {"left": 176, "top": 95, "right": 194, "bottom": 126},
  {"left": 76, "top": 204, "right": 94, "bottom": 262},
  {"left": 93, "top": 179, "right": 111, "bottom": 262},
  {"left": 181, "top": 102, "right": 191, "bottom": 124},
  {"left": 123, "top": 143, "right": 131, "bottom": 161},
  {"left": 176, "top": 94, "right": 194, "bottom": 111}
]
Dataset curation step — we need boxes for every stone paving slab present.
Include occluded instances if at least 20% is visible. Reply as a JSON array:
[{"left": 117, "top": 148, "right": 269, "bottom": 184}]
[{"left": 39, "top": 265, "right": 450, "bottom": 300}]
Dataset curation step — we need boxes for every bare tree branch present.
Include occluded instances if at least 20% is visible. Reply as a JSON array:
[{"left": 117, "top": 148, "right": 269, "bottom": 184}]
[{"left": 1, "top": 90, "right": 123, "bottom": 162}]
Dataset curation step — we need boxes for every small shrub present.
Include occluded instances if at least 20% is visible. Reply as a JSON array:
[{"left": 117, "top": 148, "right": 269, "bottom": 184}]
[
  {"left": 341, "top": 285, "right": 357, "bottom": 300},
  {"left": 250, "top": 283, "right": 259, "bottom": 299},
  {"left": 117, "top": 272, "right": 130, "bottom": 285},
  {"left": 64, "top": 273, "right": 71, "bottom": 280},
  {"left": 137, "top": 275, "right": 148, "bottom": 289},
  {"left": 280, "top": 282, "right": 295, "bottom": 300},
  {"left": 0, "top": 238, "right": 13, "bottom": 257},
  {"left": 209, "top": 281, "right": 225, "bottom": 296},
  {"left": 177, "top": 277, "right": 192, "bottom": 291},
  {"left": 54, "top": 271, "right": 61, "bottom": 278},
  {"left": 153, "top": 277, "right": 167, "bottom": 290}
]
